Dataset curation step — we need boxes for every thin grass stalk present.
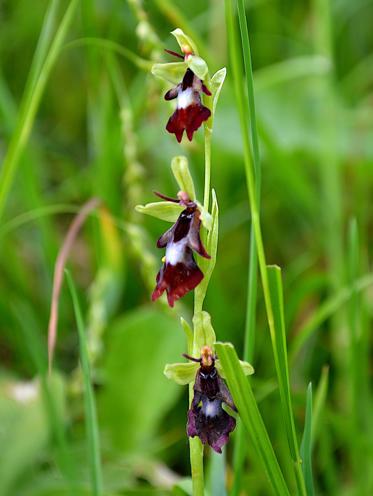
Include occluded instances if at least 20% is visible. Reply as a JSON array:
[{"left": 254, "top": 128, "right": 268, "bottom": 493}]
[
  {"left": 0, "top": 0, "right": 79, "bottom": 221},
  {"left": 289, "top": 272, "right": 373, "bottom": 363},
  {"left": 231, "top": 2, "right": 261, "bottom": 491},
  {"left": 347, "top": 219, "right": 365, "bottom": 493},
  {"left": 65, "top": 270, "right": 103, "bottom": 496},
  {"left": 225, "top": 2, "right": 306, "bottom": 494},
  {"left": 267, "top": 266, "right": 307, "bottom": 494},
  {"left": 300, "top": 384, "right": 315, "bottom": 496}
]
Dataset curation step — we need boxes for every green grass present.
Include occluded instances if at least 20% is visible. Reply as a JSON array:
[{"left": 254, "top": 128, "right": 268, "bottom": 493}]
[
  {"left": 1, "top": 0, "right": 373, "bottom": 495},
  {"left": 66, "top": 270, "right": 103, "bottom": 496}
]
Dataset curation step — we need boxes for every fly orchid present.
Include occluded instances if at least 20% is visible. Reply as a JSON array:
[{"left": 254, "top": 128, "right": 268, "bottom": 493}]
[{"left": 151, "top": 191, "right": 210, "bottom": 307}]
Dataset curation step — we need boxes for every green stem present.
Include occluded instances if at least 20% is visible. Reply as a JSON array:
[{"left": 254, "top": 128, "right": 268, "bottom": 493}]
[
  {"left": 188, "top": 71, "right": 216, "bottom": 496},
  {"left": 203, "top": 126, "right": 212, "bottom": 212},
  {"left": 189, "top": 288, "right": 205, "bottom": 496}
]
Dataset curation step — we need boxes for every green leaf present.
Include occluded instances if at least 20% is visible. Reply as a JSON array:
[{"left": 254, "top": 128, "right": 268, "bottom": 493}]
[
  {"left": 192, "top": 310, "right": 216, "bottom": 352},
  {"left": 215, "top": 342, "right": 290, "bottom": 496},
  {"left": 186, "top": 55, "right": 208, "bottom": 80},
  {"left": 135, "top": 201, "right": 184, "bottom": 222},
  {"left": 210, "top": 68, "right": 227, "bottom": 116},
  {"left": 171, "top": 28, "right": 199, "bottom": 56},
  {"left": 151, "top": 61, "right": 186, "bottom": 85},
  {"left": 215, "top": 359, "right": 254, "bottom": 379},
  {"left": 100, "top": 306, "right": 184, "bottom": 452},
  {"left": 164, "top": 362, "right": 199, "bottom": 385},
  {"left": 171, "top": 156, "right": 196, "bottom": 200},
  {"left": 300, "top": 384, "right": 315, "bottom": 496}
]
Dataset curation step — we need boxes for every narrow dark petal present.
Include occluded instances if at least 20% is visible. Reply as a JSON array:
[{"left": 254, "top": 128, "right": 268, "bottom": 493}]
[
  {"left": 164, "top": 86, "right": 179, "bottom": 101},
  {"left": 187, "top": 408, "right": 198, "bottom": 437},
  {"left": 153, "top": 191, "right": 179, "bottom": 202},
  {"left": 156, "top": 225, "right": 175, "bottom": 248},
  {"left": 187, "top": 214, "right": 210, "bottom": 259},
  {"left": 164, "top": 48, "right": 184, "bottom": 59},
  {"left": 217, "top": 375, "right": 237, "bottom": 411}
]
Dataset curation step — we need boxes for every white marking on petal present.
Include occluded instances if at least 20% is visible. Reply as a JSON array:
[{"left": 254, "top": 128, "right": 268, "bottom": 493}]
[
  {"left": 204, "top": 399, "right": 221, "bottom": 418},
  {"left": 165, "top": 240, "right": 187, "bottom": 265},
  {"left": 177, "top": 88, "right": 194, "bottom": 109}
]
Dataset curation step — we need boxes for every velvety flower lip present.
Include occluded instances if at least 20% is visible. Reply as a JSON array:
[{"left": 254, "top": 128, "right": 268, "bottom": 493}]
[
  {"left": 164, "top": 67, "right": 211, "bottom": 143},
  {"left": 184, "top": 346, "right": 237, "bottom": 453},
  {"left": 151, "top": 192, "right": 210, "bottom": 307}
]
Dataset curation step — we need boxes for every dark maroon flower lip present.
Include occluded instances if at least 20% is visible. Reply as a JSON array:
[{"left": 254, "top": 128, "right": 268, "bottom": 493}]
[
  {"left": 152, "top": 192, "right": 210, "bottom": 307},
  {"left": 185, "top": 346, "right": 237, "bottom": 453},
  {"left": 164, "top": 68, "right": 211, "bottom": 143}
]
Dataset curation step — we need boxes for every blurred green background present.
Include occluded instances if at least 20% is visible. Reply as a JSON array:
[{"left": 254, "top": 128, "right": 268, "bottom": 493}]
[{"left": 0, "top": 0, "right": 372, "bottom": 494}]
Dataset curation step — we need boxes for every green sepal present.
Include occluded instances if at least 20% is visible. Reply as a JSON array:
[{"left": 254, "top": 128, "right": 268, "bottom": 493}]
[
  {"left": 210, "top": 68, "right": 226, "bottom": 116},
  {"left": 186, "top": 55, "right": 208, "bottom": 81},
  {"left": 151, "top": 61, "right": 186, "bottom": 85},
  {"left": 171, "top": 156, "right": 196, "bottom": 200},
  {"left": 215, "top": 359, "right": 254, "bottom": 378},
  {"left": 164, "top": 362, "right": 199, "bottom": 385},
  {"left": 193, "top": 310, "right": 216, "bottom": 352},
  {"left": 164, "top": 357, "right": 254, "bottom": 386},
  {"left": 135, "top": 201, "right": 184, "bottom": 222},
  {"left": 171, "top": 28, "right": 199, "bottom": 56}
]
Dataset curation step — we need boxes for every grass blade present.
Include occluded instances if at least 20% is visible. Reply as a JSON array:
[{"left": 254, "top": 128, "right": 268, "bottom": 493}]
[
  {"left": 289, "top": 272, "right": 373, "bottom": 363},
  {"left": 300, "top": 384, "right": 315, "bottom": 496},
  {"left": 267, "top": 265, "right": 306, "bottom": 494},
  {"left": 215, "top": 342, "right": 291, "bottom": 496},
  {"left": 65, "top": 270, "right": 103, "bottom": 496},
  {"left": 0, "top": 0, "right": 78, "bottom": 220},
  {"left": 226, "top": 3, "right": 261, "bottom": 492}
]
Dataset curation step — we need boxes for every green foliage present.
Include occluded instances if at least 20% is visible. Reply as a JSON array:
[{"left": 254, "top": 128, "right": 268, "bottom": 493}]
[
  {"left": 0, "top": 374, "right": 64, "bottom": 496},
  {"left": 100, "top": 307, "right": 184, "bottom": 452}
]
